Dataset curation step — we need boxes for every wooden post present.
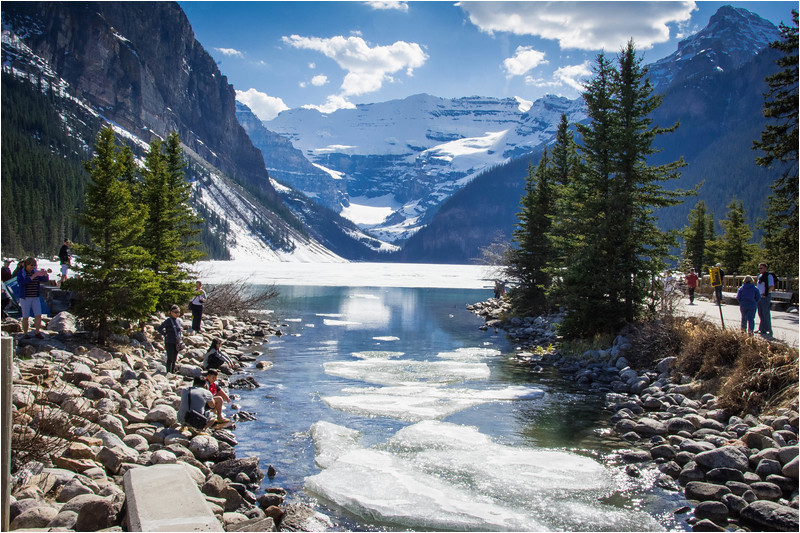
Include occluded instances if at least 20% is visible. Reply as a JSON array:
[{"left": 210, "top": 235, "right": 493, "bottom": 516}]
[{"left": 1, "top": 336, "right": 13, "bottom": 531}]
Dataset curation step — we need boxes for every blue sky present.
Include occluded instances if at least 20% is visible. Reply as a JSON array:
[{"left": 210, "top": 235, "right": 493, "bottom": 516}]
[{"left": 179, "top": 1, "right": 795, "bottom": 121}]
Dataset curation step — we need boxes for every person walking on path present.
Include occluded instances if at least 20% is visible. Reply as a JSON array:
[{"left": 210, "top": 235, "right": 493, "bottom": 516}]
[
  {"left": 189, "top": 280, "right": 206, "bottom": 333},
  {"left": 17, "top": 257, "right": 49, "bottom": 339},
  {"left": 204, "top": 368, "right": 231, "bottom": 424},
  {"left": 58, "top": 239, "right": 71, "bottom": 285},
  {"left": 736, "top": 275, "right": 761, "bottom": 335},
  {"left": 685, "top": 268, "right": 699, "bottom": 304},
  {"left": 156, "top": 304, "right": 184, "bottom": 373},
  {"left": 756, "top": 263, "right": 776, "bottom": 337}
]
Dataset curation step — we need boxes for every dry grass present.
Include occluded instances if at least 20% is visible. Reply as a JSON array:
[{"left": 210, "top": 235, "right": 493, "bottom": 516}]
[{"left": 628, "top": 317, "right": 799, "bottom": 416}]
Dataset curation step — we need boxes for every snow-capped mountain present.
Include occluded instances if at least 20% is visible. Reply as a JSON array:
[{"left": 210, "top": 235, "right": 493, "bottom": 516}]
[
  {"left": 647, "top": 5, "right": 781, "bottom": 91},
  {"left": 261, "top": 93, "right": 586, "bottom": 242}
]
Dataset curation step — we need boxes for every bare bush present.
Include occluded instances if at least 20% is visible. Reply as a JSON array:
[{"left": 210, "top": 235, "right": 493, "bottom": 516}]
[
  {"left": 203, "top": 280, "right": 279, "bottom": 319},
  {"left": 11, "top": 381, "right": 73, "bottom": 471}
]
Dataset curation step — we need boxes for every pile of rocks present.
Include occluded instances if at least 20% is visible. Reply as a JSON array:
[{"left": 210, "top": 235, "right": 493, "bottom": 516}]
[
  {"left": 466, "top": 298, "right": 563, "bottom": 345},
  {"left": 4, "top": 309, "right": 322, "bottom": 532}
]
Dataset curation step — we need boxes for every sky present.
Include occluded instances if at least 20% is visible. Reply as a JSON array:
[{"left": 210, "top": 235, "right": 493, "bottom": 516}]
[{"left": 179, "top": 1, "right": 796, "bottom": 121}]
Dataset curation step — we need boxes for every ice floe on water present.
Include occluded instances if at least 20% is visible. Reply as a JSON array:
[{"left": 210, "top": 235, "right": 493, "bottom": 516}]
[
  {"left": 323, "top": 359, "right": 491, "bottom": 386},
  {"left": 372, "top": 336, "right": 399, "bottom": 342},
  {"left": 305, "top": 420, "right": 664, "bottom": 532},
  {"left": 350, "top": 351, "right": 405, "bottom": 359},
  {"left": 436, "top": 346, "right": 502, "bottom": 361},
  {"left": 322, "top": 318, "right": 361, "bottom": 326},
  {"left": 322, "top": 384, "right": 543, "bottom": 422}
]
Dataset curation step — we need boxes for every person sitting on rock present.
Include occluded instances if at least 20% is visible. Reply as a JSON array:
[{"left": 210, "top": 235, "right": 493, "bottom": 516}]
[
  {"left": 204, "top": 368, "right": 231, "bottom": 424},
  {"left": 203, "top": 337, "right": 233, "bottom": 371},
  {"left": 177, "top": 376, "right": 216, "bottom": 433}
]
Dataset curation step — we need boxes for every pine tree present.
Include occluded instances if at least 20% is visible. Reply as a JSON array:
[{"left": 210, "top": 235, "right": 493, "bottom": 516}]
[
  {"left": 704, "top": 210, "right": 719, "bottom": 269},
  {"left": 682, "top": 200, "right": 708, "bottom": 271},
  {"left": 719, "top": 199, "right": 753, "bottom": 274},
  {"left": 140, "top": 132, "right": 204, "bottom": 311},
  {"left": 508, "top": 151, "right": 552, "bottom": 314},
  {"left": 754, "top": 10, "right": 799, "bottom": 276},
  {"left": 66, "top": 128, "right": 160, "bottom": 344}
]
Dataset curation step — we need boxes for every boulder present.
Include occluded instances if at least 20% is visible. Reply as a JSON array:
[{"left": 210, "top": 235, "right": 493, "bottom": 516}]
[
  {"left": 47, "top": 312, "right": 77, "bottom": 333},
  {"left": 97, "top": 445, "right": 139, "bottom": 474},
  {"left": 740, "top": 501, "right": 799, "bottom": 532},
  {"left": 694, "top": 447, "right": 749, "bottom": 472},
  {"left": 694, "top": 501, "right": 729, "bottom": 523},
  {"left": 74, "top": 495, "right": 123, "bottom": 531},
  {"left": 150, "top": 449, "right": 178, "bottom": 465},
  {"left": 145, "top": 404, "right": 178, "bottom": 427},
  {"left": 56, "top": 478, "right": 95, "bottom": 502},
  {"left": 86, "top": 347, "right": 113, "bottom": 363},
  {"left": 633, "top": 418, "right": 667, "bottom": 436},
  {"left": 189, "top": 434, "right": 220, "bottom": 461},
  {"left": 10, "top": 505, "right": 59, "bottom": 529},
  {"left": 684, "top": 482, "right": 731, "bottom": 502},
  {"left": 212, "top": 457, "right": 264, "bottom": 483},
  {"left": 782, "top": 456, "right": 798, "bottom": 479},
  {"left": 47, "top": 510, "right": 79, "bottom": 529},
  {"left": 749, "top": 481, "right": 783, "bottom": 501}
]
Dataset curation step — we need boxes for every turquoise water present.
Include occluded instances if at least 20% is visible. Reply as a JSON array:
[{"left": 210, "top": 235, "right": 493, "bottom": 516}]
[{"left": 229, "top": 285, "right": 688, "bottom": 531}]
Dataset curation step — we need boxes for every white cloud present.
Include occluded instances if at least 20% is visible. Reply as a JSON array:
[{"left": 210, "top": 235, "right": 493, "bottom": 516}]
[
  {"left": 503, "top": 46, "right": 547, "bottom": 77},
  {"left": 282, "top": 34, "right": 427, "bottom": 97},
  {"left": 311, "top": 74, "right": 329, "bottom": 86},
  {"left": 235, "top": 88, "right": 289, "bottom": 121},
  {"left": 365, "top": 1, "right": 409, "bottom": 12},
  {"left": 214, "top": 47, "right": 244, "bottom": 57},
  {"left": 302, "top": 94, "right": 358, "bottom": 114},
  {"left": 459, "top": 1, "right": 697, "bottom": 50},
  {"left": 526, "top": 61, "right": 592, "bottom": 93},
  {"left": 309, "top": 62, "right": 316, "bottom": 69}
]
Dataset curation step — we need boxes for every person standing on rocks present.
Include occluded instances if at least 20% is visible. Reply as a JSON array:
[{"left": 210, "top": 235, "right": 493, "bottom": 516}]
[
  {"left": 685, "top": 268, "right": 699, "bottom": 305},
  {"left": 205, "top": 368, "right": 231, "bottom": 423},
  {"left": 156, "top": 304, "right": 184, "bottom": 373},
  {"left": 17, "top": 257, "right": 49, "bottom": 339},
  {"left": 756, "top": 262, "right": 776, "bottom": 338},
  {"left": 189, "top": 280, "right": 206, "bottom": 333},
  {"left": 736, "top": 275, "right": 761, "bottom": 335},
  {"left": 58, "top": 238, "right": 71, "bottom": 285}
]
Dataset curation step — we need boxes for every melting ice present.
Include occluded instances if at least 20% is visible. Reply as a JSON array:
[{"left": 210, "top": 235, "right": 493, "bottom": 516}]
[{"left": 306, "top": 421, "right": 665, "bottom": 532}]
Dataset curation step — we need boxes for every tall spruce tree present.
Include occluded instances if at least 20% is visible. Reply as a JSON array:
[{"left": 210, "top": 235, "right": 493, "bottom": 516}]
[
  {"left": 140, "top": 132, "right": 204, "bottom": 311},
  {"left": 508, "top": 151, "right": 552, "bottom": 315},
  {"left": 719, "top": 199, "right": 753, "bottom": 273},
  {"left": 66, "top": 128, "right": 160, "bottom": 344},
  {"left": 561, "top": 42, "right": 688, "bottom": 335},
  {"left": 754, "top": 10, "right": 798, "bottom": 276},
  {"left": 682, "top": 200, "right": 708, "bottom": 271}
]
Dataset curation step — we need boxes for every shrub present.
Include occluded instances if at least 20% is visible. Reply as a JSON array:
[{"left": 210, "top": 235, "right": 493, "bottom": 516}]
[{"left": 203, "top": 281, "right": 279, "bottom": 319}]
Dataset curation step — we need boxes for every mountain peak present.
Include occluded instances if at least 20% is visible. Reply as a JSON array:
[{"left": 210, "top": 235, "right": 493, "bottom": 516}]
[{"left": 647, "top": 5, "right": 780, "bottom": 91}]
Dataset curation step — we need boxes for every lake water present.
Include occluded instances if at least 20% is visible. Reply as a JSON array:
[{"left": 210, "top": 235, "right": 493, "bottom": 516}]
[{"left": 229, "top": 284, "right": 689, "bottom": 531}]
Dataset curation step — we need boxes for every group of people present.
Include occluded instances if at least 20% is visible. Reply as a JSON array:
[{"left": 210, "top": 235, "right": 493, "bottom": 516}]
[
  {"left": 177, "top": 367, "right": 232, "bottom": 433},
  {"left": 736, "top": 263, "right": 777, "bottom": 337},
  {"left": 683, "top": 262, "right": 778, "bottom": 336}
]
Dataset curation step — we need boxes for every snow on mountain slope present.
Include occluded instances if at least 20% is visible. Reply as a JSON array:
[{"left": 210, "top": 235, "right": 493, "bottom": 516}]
[{"left": 264, "top": 93, "right": 586, "bottom": 242}]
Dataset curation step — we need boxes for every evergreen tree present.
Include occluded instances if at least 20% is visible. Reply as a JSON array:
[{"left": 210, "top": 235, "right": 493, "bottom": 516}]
[
  {"left": 754, "top": 10, "right": 799, "bottom": 276},
  {"left": 508, "top": 151, "right": 552, "bottom": 314},
  {"left": 719, "top": 199, "right": 753, "bottom": 273},
  {"left": 704, "top": 210, "right": 719, "bottom": 269},
  {"left": 682, "top": 200, "right": 708, "bottom": 271},
  {"left": 66, "top": 128, "right": 160, "bottom": 344},
  {"left": 140, "top": 132, "right": 204, "bottom": 311}
]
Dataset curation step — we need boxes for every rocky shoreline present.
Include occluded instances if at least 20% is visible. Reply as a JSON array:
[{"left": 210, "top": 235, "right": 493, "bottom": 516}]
[
  {"left": 468, "top": 297, "right": 799, "bottom": 532},
  {"left": 4, "top": 310, "right": 330, "bottom": 532}
]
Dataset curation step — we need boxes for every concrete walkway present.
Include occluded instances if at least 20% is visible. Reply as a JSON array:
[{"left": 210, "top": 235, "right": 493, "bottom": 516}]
[
  {"left": 123, "top": 464, "right": 222, "bottom": 532},
  {"left": 675, "top": 295, "right": 799, "bottom": 348}
]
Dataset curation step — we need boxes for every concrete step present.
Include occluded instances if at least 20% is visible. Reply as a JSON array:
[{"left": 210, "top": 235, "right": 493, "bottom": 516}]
[{"left": 123, "top": 464, "right": 223, "bottom": 532}]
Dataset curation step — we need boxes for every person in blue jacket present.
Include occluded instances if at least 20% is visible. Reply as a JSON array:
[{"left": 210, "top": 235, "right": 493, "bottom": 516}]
[
  {"left": 17, "top": 257, "right": 49, "bottom": 339},
  {"left": 736, "top": 275, "right": 761, "bottom": 335}
]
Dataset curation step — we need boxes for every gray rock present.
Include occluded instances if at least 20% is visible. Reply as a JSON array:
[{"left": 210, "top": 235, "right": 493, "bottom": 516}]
[
  {"left": 656, "top": 357, "right": 677, "bottom": 374},
  {"left": 189, "top": 434, "right": 220, "bottom": 461},
  {"left": 750, "top": 481, "right": 784, "bottom": 501},
  {"left": 212, "top": 457, "right": 264, "bottom": 483},
  {"left": 705, "top": 467, "right": 744, "bottom": 484},
  {"left": 74, "top": 495, "right": 122, "bottom": 531},
  {"left": 766, "top": 474, "right": 796, "bottom": 494},
  {"left": 721, "top": 493, "right": 748, "bottom": 516},
  {"left": 679, "top": 440, "right": 716, "bottom": 454},
  {"left": 684, "top": 481, "right": 731, "bottom": 502},
  {"left": 694, "top": 501, "right": 729, "bottom": 523},
  {"left": 665, "top": 417, "right": 696, "bottom": 435},
  {"left": 9, "top": 498, "right": 41, "bottom": 522},
  {"left": 56, "top": 478, "right": 95, "bottom": 502},
  {"left": 47, "top": 312, "right": 77, "bottom": 333},
  {"left": 10, "top": 505, "right": 59, "bottom": 529},
  {"left": 620, "top": 450, "right": 651, "bottom": 463},
  {"left": 740, "top": 500, "right": 799, "bottom": 532},
  {"left": 227, "top": 517, "right": 277, "bottom": 532},
  {"left": 755, "top": 458, "right": 784, "bottom": 478},
  {"left": 97, "top": 445, "right": 139, "bottom": 474},
  {"left": 634, "top": 417, "right": 667, "bottom": 436},
  {"left": 650, "top": 444, "right": 676, "bottom": 460},
  {"left": 47, "top": 510, "right": 79, "bottom": 529},
  {"left": 150, "top": 449, "right": 178, "bottom": 464},
  {"left": 145, "top": 404, "right": 178, "bottom": 427},
  {"left": 782, "top": 456, "right": 798, "bottom": 479},
  {"left": 96, "top": 414, "right": 126, "bottom": 439},
  {"left": 679, "top": 462, "right": 706, "bottom": 486},
  {"left": 694, "top": 447, "right": 749, "bottom": 472},
  {"left": 691, "top": 518, "right": 726, "bottom": 531},
  {"left": 778, "top": 445, "right": 798, "bottom": 465}
]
